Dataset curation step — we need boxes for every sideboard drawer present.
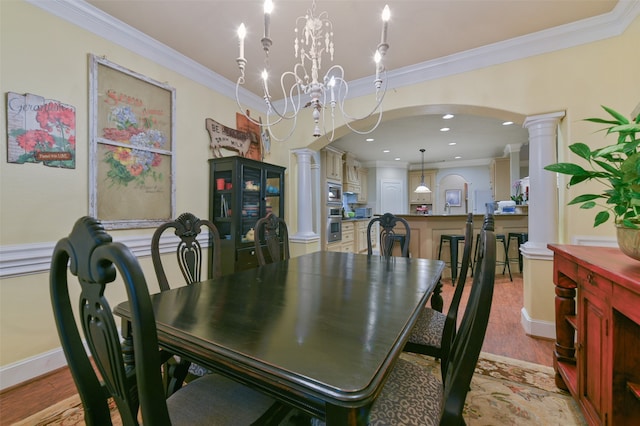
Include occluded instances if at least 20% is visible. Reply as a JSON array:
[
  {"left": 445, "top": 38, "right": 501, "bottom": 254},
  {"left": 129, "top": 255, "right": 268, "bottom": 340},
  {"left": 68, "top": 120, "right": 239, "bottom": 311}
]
[{"left": 578, "top": 266, "right": 612, "bottom": 296}]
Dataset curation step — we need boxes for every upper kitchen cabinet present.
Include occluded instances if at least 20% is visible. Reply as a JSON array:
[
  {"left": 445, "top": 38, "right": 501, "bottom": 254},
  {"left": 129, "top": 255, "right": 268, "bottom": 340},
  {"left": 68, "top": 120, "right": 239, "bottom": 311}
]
[
  {"left": 343, "top": 152, "right": 360, "bottom": 194},
  {"left": 409, "top": 170, "right": 435, "bottom": 204},
  {"left": 356, "top": 168, "right": 368, "bottom": 203},
  {"left": 323, "top": 147, "right": 343, "bottom": 182},
  {"left": 209, "top": 157, "right": 285, "bottom": 276},
  {"left": 490, "top": 157, "right": 511, "bottom": 201}
]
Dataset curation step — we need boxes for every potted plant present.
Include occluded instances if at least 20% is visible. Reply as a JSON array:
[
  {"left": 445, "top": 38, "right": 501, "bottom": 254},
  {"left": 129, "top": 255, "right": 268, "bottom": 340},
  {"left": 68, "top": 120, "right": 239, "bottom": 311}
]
[{"left": 544, "top": 105, "right": 640, "bottom": 260}]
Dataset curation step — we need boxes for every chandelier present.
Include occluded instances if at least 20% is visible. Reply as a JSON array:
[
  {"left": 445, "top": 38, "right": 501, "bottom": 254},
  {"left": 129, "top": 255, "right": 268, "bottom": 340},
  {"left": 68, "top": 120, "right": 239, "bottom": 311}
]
[
  {"left": 235, "top": 0, "right": 390, "bottom": 141},
  {"left": 415, "top": 149, "right": 432, "bottom": 193}
]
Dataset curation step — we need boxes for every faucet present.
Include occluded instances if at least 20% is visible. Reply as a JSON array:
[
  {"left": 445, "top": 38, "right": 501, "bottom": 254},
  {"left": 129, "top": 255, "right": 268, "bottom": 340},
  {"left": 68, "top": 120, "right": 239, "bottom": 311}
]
[{"left": 445, "top": 202, "right": 451, "bottom": 214}]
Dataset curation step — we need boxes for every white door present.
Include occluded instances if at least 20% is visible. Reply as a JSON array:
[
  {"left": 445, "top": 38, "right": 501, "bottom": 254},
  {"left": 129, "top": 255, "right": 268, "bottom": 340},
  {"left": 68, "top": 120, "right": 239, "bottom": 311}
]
[{"left": 380, "top": 179, "right": 404, "bottom": 214}]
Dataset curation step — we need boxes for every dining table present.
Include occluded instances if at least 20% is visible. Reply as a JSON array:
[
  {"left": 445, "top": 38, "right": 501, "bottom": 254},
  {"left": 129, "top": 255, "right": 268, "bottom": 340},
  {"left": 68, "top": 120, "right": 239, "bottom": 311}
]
[{"left": 114, "top": 250, "right": 445, "bottom": 425}]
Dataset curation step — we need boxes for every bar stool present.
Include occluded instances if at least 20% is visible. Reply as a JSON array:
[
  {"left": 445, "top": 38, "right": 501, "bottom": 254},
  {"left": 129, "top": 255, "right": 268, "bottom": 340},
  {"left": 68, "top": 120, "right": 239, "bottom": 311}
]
[
  {"left": 472, "top": 233, "right": 512, "bottom": 281},
  {"left": 438, "top": 234, "right": 465, "bottom": 284},
  {"left": 505, "top": 232, "right": 528, "bottom": 273}
]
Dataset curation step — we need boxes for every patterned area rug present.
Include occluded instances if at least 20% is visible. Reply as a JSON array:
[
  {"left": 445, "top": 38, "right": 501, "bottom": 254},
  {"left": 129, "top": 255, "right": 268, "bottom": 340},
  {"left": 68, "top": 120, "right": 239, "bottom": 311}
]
[{"left": 12, "top": 352, "right": 586, "bottom": 425}]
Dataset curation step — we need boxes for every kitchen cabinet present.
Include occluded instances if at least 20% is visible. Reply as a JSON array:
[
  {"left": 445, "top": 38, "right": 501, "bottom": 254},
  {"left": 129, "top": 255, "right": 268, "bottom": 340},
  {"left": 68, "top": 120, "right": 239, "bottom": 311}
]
[
  {"left": 209, "top": 157, "right": 285, "bottom": 276},
  {"left": 490, "top": 157, "right": 510, "bottom": 201},
  {"left": 409, "top": 170, "right": 435, "bottom": 205},
  {"left": 323, "top": 147, "right": 343, "bottom": 182},
  {"left": 341, "top": 221, "right": 355, "bottom": 252},
  {"left": 549, "top": 244, "right": 640, "bottom": 426},
  {"left": 356, "top": 168, "right": 368, "bottom": 203},
  {"left": 343, "top": 152, "right": 360, "bottom": 194},
  {"left": 356, "top": 220, "right": 368, "bottom": 253}
]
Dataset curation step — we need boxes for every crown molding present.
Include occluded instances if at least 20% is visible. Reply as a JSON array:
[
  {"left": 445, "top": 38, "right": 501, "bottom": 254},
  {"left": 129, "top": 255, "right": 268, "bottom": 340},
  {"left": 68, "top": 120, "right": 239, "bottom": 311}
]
[{"left": 27, "top": 0, "right": 640, "bottom": 110}]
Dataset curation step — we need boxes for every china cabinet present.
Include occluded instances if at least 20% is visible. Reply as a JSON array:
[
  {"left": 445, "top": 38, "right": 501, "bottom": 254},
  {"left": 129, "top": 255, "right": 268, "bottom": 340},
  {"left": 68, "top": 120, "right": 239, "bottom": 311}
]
[
  {"left": 209, "top": 157, "right": 285, "bottom": 276},
  {"left": 549, "top": 244, "right": 640, "bottom": 426}
]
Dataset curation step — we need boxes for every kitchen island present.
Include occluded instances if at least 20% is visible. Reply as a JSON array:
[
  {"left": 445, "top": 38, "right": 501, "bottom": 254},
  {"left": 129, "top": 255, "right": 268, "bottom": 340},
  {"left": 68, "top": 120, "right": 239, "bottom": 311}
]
[{"left": 394, "top": 213, "right": 528, "bottom": 268}]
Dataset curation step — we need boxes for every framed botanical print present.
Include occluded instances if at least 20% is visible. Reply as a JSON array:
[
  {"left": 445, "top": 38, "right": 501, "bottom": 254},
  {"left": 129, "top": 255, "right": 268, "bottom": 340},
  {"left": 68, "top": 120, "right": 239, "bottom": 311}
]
[{"left": 89, "top": 55, "right": 175, "bottom": 229}]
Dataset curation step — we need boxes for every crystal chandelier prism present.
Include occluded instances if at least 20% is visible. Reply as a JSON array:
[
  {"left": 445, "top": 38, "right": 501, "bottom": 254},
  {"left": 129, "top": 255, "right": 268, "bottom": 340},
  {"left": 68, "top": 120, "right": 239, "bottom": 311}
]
[{"left": 235, "top": 0, "right": 390, "bottom": 142}]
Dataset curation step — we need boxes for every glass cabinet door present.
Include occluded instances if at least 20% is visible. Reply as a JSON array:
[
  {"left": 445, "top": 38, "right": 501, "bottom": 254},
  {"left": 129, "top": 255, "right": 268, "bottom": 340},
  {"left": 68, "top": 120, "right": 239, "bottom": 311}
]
[{"left": 240, "top": 164, "right": 261, "bottom": 243}]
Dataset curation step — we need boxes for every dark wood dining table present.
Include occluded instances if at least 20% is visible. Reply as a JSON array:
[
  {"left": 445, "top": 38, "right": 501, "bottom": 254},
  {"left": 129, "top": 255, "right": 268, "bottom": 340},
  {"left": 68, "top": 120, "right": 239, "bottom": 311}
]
[{"left": 114, "top": 251, "right": 445, "bottom": 425}]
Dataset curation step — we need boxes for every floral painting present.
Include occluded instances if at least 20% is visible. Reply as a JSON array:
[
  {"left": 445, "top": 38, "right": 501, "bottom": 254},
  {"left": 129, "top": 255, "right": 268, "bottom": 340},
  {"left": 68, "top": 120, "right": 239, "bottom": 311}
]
[
  {"left": 102, "top": 106, "right": 167, "bottom": 187},
  {"left": 89, "top": 55, "right": 175, "bottom": 229},
  {"left": 6, "top": 92, "right": 76, "bottom": 168}
]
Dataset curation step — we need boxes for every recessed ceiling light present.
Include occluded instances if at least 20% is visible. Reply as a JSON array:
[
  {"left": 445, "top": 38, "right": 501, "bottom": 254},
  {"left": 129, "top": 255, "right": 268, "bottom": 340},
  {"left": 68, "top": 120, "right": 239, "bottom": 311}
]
[
  {"left": 502, "top": 121, "right": 514, "bottom": 126},
  {"left": 442, "top": 114, "right": 454, "bottom": 119},
  {"left": 383, "top": 149, "right": 390, "bottom": 153},
  {"left": 448, "top": 142, "right": 456, "bottom": 146},
  {"left": 454, "top": 156, "right": 462, "bottom": 159},
  {"left": 366, "top": 138, "right": 374, "bottom": 142},
  {"left": 394, "top": 157, "right": 401, "bottom": 161},
  {"left": 440, "top": 127, "right": 450, "bottom": 132}
]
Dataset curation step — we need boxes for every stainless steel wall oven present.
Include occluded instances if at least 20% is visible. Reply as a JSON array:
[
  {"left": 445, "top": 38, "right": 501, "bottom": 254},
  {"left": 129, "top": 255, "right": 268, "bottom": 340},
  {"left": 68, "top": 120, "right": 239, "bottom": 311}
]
[{"left": 326, "top": 206, "right": 342, "bottom": 243}]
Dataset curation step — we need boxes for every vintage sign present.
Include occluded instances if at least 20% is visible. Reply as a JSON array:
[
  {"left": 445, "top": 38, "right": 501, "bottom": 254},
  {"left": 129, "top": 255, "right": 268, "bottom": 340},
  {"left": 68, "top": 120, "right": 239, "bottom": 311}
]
[
  {"left": 205, "top": 117, "right": 253, "bottom": 158},
  {"left": 6, "top": 92, "right": 76, "bottom": 168}
]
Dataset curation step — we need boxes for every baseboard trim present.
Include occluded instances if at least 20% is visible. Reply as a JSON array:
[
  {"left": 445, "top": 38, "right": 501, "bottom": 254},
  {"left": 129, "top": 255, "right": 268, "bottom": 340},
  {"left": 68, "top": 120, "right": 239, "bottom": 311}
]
[
  {"left": 520, "top": 307, "right": 555, "bottom": 340},
  {"left": 0, "top": 347, "right": 68, "bottom": 391}
]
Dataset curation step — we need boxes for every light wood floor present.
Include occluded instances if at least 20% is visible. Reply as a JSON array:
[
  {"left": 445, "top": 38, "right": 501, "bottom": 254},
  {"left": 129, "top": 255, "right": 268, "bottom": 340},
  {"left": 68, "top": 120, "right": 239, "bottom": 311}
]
[{"left": 0, "top": 272, "right": 554, "bottom": 425}]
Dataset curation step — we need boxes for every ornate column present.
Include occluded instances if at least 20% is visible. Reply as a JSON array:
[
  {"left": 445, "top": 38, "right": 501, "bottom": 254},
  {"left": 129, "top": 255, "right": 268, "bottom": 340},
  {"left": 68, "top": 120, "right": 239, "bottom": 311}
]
[
  {"left": 519, "top": 111, "right": 565, "bottom": 339},
  {"left": 291, "top": 148, "right": 319, "bottom": 240},
  {"left": 522, "top": 111, "right": 565, "bottom": 256}
]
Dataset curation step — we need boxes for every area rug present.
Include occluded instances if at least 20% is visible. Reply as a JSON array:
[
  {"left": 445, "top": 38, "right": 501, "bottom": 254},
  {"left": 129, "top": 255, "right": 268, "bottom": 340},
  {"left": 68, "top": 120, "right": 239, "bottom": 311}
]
[{"left": 12, "top": 352, "right": 586, "bottom": 425}]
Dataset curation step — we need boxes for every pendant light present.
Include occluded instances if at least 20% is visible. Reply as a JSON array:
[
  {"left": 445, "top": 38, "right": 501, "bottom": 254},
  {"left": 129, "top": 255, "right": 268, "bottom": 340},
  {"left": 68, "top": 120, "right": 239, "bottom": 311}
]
[{"left": 414, "top": 149, "right": 431, "bottom": 193}]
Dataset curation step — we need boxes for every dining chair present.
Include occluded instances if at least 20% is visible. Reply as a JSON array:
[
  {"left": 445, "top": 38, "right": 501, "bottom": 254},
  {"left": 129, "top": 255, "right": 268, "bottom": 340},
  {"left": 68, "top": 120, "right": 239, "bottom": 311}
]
[
  {"left": 50, "top": 216, "right": 290, "bottom": 425},
  {"left": 367, "top": 212, "right": 411, "bottom": 257},
  {"left": 403, "top": 212, "right": 474, "bottom": 378},
  {"left": 151, "top": 212, "right": 222, "bottom": 291},
  {"left": 151, "top": 212, "right": 222, "bottom": 389},
  {"left": 254, "top": 212, "right": 290, "bottom": 266},
  {"left": 368, "top": 215, "right": 497, "bottom": 425}
]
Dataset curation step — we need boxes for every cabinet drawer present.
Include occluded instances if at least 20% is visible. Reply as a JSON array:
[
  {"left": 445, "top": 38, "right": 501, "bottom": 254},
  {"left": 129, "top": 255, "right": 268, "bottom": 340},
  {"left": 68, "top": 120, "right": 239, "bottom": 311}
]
[
  {"left": 578, "top": 266, "right": 612, "bottom": 295},
  {"left": 342, "top": 222, "right": 354, "bottom": 232},
  {"left": 236, "top": 247, "right": 258, "bottom": 271},
  {"left": 342, "top": 231, "right": 355, "bottom": 243}
]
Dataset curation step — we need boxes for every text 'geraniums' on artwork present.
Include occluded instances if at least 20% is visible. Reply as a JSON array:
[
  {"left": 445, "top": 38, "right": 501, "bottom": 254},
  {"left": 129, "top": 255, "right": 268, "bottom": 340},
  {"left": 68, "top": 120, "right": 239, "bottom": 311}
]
[{"left": 6, "top": 92, "right": 76, "bottom": 169}]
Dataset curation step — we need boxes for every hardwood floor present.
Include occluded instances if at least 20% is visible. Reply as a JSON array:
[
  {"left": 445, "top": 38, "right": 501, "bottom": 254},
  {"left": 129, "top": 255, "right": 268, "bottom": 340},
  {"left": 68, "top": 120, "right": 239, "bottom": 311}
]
[{"left": 0, "top": 272, "right": 554, "bottom": 425}]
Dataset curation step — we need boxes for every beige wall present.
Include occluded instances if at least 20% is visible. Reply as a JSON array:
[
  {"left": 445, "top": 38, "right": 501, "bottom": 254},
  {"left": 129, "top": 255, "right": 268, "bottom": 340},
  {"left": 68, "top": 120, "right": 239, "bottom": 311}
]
[{"left": 1, "top": 0, "right": 638, "bottom": 381}]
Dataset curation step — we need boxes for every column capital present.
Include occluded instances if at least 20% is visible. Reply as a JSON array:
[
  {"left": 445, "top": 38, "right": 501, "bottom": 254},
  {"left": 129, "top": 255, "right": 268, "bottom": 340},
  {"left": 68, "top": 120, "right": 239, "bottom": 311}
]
[{"left": 523, "top": 111, "right": 565, "bottom": 129}]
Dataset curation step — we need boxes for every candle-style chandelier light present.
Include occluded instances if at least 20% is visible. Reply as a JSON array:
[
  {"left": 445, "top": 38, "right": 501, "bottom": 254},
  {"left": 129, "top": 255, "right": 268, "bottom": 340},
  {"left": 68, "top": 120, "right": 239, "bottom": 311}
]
[{"left": 235, "top": 0, "right": 390, "bottom": 142}]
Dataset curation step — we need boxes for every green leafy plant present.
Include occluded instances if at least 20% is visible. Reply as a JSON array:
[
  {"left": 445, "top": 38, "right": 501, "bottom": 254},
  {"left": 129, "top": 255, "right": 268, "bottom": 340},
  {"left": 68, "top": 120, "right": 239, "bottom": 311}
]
[{"left": 544, "top": 105, "right": 640, "bottom": 228}]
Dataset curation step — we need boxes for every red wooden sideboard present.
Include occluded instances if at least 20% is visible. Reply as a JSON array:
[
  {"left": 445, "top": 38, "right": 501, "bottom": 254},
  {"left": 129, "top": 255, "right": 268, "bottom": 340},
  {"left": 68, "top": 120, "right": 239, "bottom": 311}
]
[{"left": 549, "top": 244, "right": 640, "bottom": 425}]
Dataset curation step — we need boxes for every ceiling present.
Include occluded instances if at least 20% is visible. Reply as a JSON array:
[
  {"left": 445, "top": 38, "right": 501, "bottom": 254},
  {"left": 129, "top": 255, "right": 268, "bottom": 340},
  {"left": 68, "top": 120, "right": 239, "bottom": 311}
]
[{"left": 84, "top": 0, "right": 620, "bottom": 166}]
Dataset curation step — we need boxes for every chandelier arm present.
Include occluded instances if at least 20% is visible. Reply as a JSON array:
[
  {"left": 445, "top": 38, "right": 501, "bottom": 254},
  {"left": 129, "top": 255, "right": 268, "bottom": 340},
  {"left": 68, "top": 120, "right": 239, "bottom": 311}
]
[
  {"left": 343, "top": 108, "right": 384, "bottom": 135},
  {"left": 335, "top": 70, "right": 388, "bottom": 123},
  {"left": 235, "top": 78, "right": 268, "bottom": 127},
  {"left": 263, "top": 108, "right": 299, "bottom": 142},
  {"left": 261, "top": 71, "right": 304, "bottom": 121}
]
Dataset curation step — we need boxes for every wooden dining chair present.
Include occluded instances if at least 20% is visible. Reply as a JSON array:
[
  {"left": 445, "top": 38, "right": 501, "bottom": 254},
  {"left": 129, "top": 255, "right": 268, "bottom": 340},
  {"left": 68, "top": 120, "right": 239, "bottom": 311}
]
[
  {"left": 151, "top": 212, "right": 222, "bottom": 291},
  {"left": 367, "top": 215, "right": 497, "bottom": 425},
  {"left": 151, "top": 212, "right": 221, "bottom": 388},
  {"left": 254, "top": 212, "right": 290, "bottom": 266},
  {"left": 367, "top": 212, "right": 411, "bottom": 257},
  {"left": 50, "top": 216, "right": 289, "bottom": 425},
  {"left": 404, "top": 213, "right": 474, "bottom": 378}
]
